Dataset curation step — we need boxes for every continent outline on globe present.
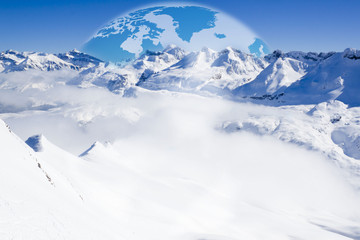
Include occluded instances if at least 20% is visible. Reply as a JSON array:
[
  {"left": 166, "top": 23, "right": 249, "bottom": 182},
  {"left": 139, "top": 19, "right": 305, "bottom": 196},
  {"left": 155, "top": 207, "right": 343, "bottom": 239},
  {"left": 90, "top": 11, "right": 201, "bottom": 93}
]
[{"left": 83, "top": 4, "right": 270, "bottom": 62}]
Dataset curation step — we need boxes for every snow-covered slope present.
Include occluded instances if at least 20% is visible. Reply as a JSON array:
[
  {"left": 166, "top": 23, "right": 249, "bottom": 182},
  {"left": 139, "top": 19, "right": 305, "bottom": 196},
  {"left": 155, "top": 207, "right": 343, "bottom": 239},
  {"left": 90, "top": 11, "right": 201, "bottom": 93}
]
[
  {"left": 0, "top": 120, "right": 114, "bottom": 239},
  {"left": 234, "top": 57, "right": 308, "bottom": 97},
  {"left": 278, "top": 48, "right": 360, "bottom": 106},
  {"left": 233, "top": 50, "right": 336, "bottom": 99},
  {"left": 220, "top": 100, "right": 360, "bottom": 183}
]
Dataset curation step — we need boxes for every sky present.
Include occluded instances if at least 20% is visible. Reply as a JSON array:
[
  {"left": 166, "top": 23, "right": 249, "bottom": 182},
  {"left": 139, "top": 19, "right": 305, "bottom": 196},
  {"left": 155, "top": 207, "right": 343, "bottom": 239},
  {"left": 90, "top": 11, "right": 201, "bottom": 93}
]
[{"left": 0, "top": 0, "right": 359, "bottom": 53}]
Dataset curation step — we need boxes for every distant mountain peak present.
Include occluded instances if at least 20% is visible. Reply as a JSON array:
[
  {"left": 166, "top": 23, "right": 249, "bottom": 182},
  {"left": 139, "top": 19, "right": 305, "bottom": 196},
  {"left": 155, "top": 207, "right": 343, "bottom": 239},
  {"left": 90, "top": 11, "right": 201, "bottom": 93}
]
[
  {"left": 70, "top": 48, "right": 81, "bottom": 53},
  {"left": 343, "top": 48, "right": 360, "bottom": 60}
]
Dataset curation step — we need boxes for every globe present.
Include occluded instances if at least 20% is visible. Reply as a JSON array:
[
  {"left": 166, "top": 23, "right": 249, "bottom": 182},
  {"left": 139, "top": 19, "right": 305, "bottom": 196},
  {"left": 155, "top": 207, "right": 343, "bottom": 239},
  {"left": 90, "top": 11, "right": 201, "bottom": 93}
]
[{"left": 82, "top": 4, "right": 270, "bottom": 62}]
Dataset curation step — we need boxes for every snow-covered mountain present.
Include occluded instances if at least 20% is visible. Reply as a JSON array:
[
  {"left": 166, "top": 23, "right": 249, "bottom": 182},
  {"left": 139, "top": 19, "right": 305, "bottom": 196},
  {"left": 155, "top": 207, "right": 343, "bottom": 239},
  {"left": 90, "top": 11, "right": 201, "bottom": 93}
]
[
  {"left": 137, "top": 47, "right": 268, "bottom": 95},
  {"left": 232, "top": 49, "right": 360, "bottom": 106},
  {"left": 1, "top": 47, "right": 358, "bottom": 107},
  {"left": 0, "top": 49, "right": 102, "bottom": 72},
  {"left": 279, "top": 48, "right": 360, "bottom": 106},
  {"left": 264, "top": 49, "right": 335, "bottom": 63},
  {"left": 63, "top": 45, "right": 186, "bottom": 94},
  {"left": 233, "top": 57, "right": 309, "bottom": 97},
  {"left": 233, "top": 50, "right": 335, "bottom": 97}
]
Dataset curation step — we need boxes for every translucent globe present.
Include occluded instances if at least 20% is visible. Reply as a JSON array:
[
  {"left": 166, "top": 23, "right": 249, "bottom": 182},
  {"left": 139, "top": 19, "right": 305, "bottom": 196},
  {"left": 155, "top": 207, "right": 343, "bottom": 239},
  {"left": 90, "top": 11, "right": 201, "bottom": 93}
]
[{"left": 82, "top": 4, "right": 270, "bottom": 62}]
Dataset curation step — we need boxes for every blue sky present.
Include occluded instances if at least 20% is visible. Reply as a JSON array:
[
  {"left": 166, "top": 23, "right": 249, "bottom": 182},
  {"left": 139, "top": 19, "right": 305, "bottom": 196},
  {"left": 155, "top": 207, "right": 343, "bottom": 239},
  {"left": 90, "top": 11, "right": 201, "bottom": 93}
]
[{"left": 0, "top": 0, "right": 359, "bottom": 53}]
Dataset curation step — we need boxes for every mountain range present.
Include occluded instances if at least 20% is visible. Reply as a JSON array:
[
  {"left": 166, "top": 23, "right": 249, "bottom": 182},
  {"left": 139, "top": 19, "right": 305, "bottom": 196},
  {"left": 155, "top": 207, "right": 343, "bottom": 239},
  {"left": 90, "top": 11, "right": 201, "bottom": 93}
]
[{"left": 1, "top": 46, "right": 359, "bottom": 106}]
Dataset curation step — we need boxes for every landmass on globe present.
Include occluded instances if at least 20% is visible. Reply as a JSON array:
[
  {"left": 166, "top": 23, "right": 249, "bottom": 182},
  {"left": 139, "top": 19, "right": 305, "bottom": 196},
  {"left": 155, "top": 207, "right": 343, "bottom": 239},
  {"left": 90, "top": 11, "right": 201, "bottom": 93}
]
[{"left": 83, "top": 5, "right": 270, "bottom": 62}]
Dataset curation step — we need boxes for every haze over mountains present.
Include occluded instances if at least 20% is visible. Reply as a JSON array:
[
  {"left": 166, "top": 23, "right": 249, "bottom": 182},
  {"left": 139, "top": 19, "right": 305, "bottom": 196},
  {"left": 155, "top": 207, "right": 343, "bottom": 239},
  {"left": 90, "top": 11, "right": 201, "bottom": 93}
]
[{"left": 1, "top": 46, "right": 360, "bottom": 239}]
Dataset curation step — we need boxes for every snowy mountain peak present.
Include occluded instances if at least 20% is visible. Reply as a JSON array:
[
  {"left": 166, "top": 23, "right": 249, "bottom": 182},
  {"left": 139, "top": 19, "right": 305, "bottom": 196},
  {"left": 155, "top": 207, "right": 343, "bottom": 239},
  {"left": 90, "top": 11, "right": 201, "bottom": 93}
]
[
  {"left": 265, "top": 49, "right": 335, "bottom": 63},
  {"left": 0, "top": 49, "right": 27, "bottom": 64},
  {"left": 163, "top": 44, "right": 187, "bottom": 59},
  {"left": 137, "top": 46, "right": 268, "bottom": 93},
  {"left": 2, "top": 49, "right": 24, "bottom": 56},
  {"left": 56, "top": 49, "right": 103, "bottom": 68},
  {"left": 343, "top": 48, "right": 360, "bottom": 60},
  {"left": 70, "top": 48, "right": 81, "bottom": 53},
  {"left": 264, "top": 49, "right": 284, "bottom": 61},
  {"left": 277, "top": 50, "right": 360, "bottom": 106},
  {"left": 234, "top": 56, "right": 308, "bottom": 96},
  {"left": 201, "top": 46, "right": 217, "bottom": 54},
  {"left": 0, "top": 49, "right": 103, "bottom": 73}
]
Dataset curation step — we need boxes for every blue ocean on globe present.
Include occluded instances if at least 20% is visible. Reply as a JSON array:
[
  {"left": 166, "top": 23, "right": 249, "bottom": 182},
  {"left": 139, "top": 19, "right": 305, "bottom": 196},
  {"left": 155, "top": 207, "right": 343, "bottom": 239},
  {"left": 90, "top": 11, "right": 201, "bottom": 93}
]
[{"left": 82, "top": 5, "right": 270, "bottom": 62}]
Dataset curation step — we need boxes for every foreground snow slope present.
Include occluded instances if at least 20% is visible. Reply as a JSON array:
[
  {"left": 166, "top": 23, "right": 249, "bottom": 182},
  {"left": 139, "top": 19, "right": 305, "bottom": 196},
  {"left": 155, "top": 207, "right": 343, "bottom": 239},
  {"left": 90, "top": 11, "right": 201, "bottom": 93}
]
[
  {"left": 0, "top": 120, "right": 116, "bottom": 239},
  {"left": 1, "top": 88, "right": 360, "bottom": 239}
]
